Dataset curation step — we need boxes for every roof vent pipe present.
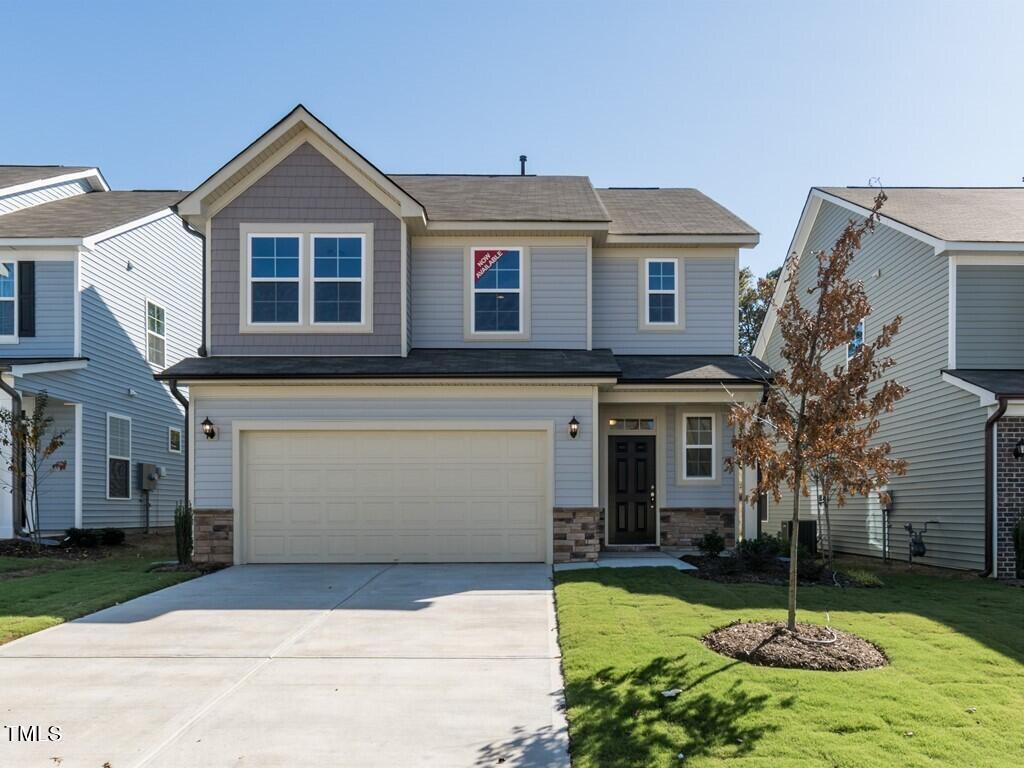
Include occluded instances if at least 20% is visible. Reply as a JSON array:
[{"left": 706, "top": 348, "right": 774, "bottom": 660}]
[{"left": 519, "top": 155, "right": 527, "bottom": 176}]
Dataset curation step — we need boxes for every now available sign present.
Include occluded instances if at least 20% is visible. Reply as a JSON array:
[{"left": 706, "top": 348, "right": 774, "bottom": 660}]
[{"left": 473, "top": 249, "right": 506, "bottom": 282}]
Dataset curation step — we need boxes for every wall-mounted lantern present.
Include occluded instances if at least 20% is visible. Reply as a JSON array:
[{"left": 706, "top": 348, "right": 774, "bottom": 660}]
[
  {"left": 568, "top": 416, "right": 580, "bottom": 440},
  {"left": 201, "top": 417, "right": 217, "bottom": 440},
  {"left": 1014, "top": 438, "right": 1024, "bottom": 461}
]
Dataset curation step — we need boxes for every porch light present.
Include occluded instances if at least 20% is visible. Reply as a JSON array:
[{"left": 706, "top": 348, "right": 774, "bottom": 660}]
[
  {"left": 201, "top": 417, "right": 217, "bottom": 440},
  {"left": 568, "top": 417, "right": 580, "bottom": 440},
  {"left": 1015, "top": 438, "right": 1024, "bottom": 461}
]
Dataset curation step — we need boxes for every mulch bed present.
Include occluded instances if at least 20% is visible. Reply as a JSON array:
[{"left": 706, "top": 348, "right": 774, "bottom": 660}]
[
  {"left": 681, "top": 555, "right": 865, "bottom": 587},
  {"left": 703, "top": 621, "right": 888, "bottom": 671},
  {"left": 0, "top": 538, "right": 112, "bottom": 561}
]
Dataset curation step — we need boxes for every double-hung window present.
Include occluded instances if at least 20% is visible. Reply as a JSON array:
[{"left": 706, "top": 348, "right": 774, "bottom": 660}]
[
  {"left": 249, "top": 235, "right": 300, "bottom": 324},
  {"left": 107, "top": 414, "right": 132, "bottom": 500},
  {"left": 682, "top": 413, "right": 716, "bottom": 480},
  {"left": 146, "top": 300, "right": 166, "bottom": 366},
  {"left": 470, "top": 247, "right": 523, "bottom": 335},
  {"left": 847, "top": 318, "right": 865, "bottom": 362},
  {"left": 0, "top": 262, "right": 16, "bottom": 340},
  {"left": 312, "top": 235, "right": 364, "bottom": 324},
  {"left": 168, "top": 427, "right": 182, "bottom": 454},
  {"left": 645, "top": 258, "right": 678, "bottom": 326}
]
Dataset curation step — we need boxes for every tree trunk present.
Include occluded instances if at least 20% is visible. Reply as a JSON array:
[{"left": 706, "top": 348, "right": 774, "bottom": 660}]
[
  {"left": 788, "top": 479, "right": 800, "bottom": 631},
  {"left": 822, "top": 494, "right": 834, "bottom": 572}
]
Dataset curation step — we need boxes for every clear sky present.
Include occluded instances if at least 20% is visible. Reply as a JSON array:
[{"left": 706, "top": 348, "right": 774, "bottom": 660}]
[{"left": 3, "top": 0, "right": 1022, "bottom": 276}]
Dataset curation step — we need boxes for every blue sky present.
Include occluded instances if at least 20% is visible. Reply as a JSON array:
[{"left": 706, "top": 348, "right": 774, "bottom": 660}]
[{"left": 3, "top": 0, "right": 1022, "bottom": 275}]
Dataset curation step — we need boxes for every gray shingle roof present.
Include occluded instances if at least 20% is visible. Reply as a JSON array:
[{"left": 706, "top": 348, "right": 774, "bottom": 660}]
[
  {"left": 615, "top": 355, "right": 771, "bottom": 384},
  {"left": 0, "top": 191, "right": 183, "bottom": 239},
  {"left": 0, "top": 165, "right": 93, "bottom": 189},
  {"left": 390, "top": 175, "right": 610, "bottom": 222},
  {"left": 596, "top": 188, "right": 758, "bottom": 236},
  {"left": 818, "top": 187, "right": 1024, "bottom": 243},
  {"left": 945, "top": 369, "right": 1024, "bottom": 398}
]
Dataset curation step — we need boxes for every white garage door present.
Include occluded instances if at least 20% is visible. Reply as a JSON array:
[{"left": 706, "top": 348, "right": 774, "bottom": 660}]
[{"left": 241, "top": 429, "right": 550, "bottom": 563}]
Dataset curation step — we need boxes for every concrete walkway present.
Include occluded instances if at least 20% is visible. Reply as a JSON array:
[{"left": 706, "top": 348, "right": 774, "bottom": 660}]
[
  {"left": 0, "top": 564, "right": 568, "bottom": 767},
  {"left": 553, "top": 550, "right": 697, "bottom": 572}
]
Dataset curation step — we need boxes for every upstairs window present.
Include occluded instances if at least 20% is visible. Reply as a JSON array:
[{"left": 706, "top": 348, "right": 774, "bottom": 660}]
[
  {"left": 0, "top": 262, "right": 16, "bottom": 339},
  {"left": 249, "top": 235, "right": 300, "bottom": 324},
  {"left": 313, "top": 235, "right": 364, "bottom": 324},
  {"left": 471, "top": 248, "right": 522, "bottom": 334},
  {"left": 847, "top": 318, "right": 865, "bottom": 361},
  {"left": 645, "top": 259, "right": 678, "bottom": 325},
  {"left": 107, "top": 414, "right": 132, "bottom": 500},
  {"left": 682, "top": 413, "right": 716, "bottom": 480},
  {"left": 146, "top": 300, "right": 166, "bottom": 366}
]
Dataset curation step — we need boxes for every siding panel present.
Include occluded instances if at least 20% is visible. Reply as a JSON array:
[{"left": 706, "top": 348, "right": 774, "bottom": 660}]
[
  {"left": 956, "top": 264, "right": 1024, "bottom": 367},
  {"left": 0, "top": 179, "right": 91, "bottom": 216},
  {"left": 3, "top": 260, "right": 75, "bottom": 357}
]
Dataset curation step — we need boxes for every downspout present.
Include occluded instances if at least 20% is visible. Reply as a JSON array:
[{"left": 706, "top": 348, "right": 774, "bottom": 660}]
[
  {"left": 982, "top": 396, "right": 1008, "bottom": 577},
  {"left": 169, "top": 380, "right": 190, "bottom": 508},
  {"left": 179, "top": 216, "right": 208, "bottom": 357},
  {"left": 0, "top": 375, "right": 24, "bottom": 532}
]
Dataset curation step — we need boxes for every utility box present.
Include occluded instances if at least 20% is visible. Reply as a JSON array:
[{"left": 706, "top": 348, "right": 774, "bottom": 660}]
[{"left": 139, "top": 463, "right": 159, "bottom": 491}]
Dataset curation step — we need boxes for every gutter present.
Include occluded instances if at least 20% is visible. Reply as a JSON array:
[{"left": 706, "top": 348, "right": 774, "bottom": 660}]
[
  {"left": 178, "top": 216, "right": 207, "bottom": 357},
  {"left": 168, "top": 380, "right": 190, "bottom": 508},
  {"left": 0, "top": 376, "right": 24, "bottom": 532},
  {"left": 982, "top": 396, "right": 1008, "bottom": 577}
]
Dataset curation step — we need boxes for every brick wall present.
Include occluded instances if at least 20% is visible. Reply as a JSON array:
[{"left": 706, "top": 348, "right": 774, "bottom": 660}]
[
  {"left": 660, "top": 507, "right": 735, "bottom": 548},
  {"left": 997, "top": 418, "right": 1024, "bottom": 579},
  {"left": 553, "top": 507, "right": 600, "bottom": 563},
  {"left": 193, "top": 508, "right": 234, "bottom": 565}
]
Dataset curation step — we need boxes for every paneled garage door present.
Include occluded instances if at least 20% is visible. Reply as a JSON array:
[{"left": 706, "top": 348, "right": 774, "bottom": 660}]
[{"left": 241, "top": 429, "right": 550, "bottom": 563}]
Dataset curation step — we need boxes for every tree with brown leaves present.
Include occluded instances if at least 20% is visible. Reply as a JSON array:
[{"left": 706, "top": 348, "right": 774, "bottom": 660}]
[{"left": 728, "top": 191, "right": 907, "bottom": 632}]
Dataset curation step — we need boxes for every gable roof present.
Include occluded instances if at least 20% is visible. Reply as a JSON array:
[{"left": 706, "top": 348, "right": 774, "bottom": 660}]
[
  {"left": 0, "top": 191, "right": 182, "bottom": 239},
  {"left": 819, "top": 187, "right": 1024, "bottom": 244},
  {"left": 390, "top": 175, "right": 609, "bottom": 223},
  {"left": 597, "top": 188, "right": 758, "bottom": 237},
  {"left": 0, "top": 165, "right": 108, "bottom": 195}
]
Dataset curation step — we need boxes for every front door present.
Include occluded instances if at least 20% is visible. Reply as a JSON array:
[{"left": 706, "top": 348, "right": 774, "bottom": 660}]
[{"left": 608, "top": 436, "right": 656, "bottom": 545}]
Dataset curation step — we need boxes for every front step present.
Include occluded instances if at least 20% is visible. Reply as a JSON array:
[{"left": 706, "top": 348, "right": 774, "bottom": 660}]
[{"left": 602, "top": 544, "right": 661, "bottom": 552}]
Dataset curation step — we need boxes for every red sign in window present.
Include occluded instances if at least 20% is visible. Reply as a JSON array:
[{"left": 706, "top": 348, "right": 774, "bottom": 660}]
[{"left": 473, "top": 249, "right": 505, "bottom": 282}]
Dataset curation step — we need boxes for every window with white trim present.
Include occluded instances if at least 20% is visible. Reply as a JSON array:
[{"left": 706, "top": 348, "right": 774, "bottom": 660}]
[
  {"left": 847, "top": 318, "right": 865, "bottom": 361},
  {"left": 645, "top": 258, "right": 678, "bottom": 325},
  {"left": 312, "top": 235, "right": 364, "bottom": 324},
  {"left": 107, "top": 414, "right": 132, "bottom": 500},
  {"left": 248, "top": 235, "right": 301, "bottom": 324},
  {"left": 168, "top": 427, "right": 182, "bottom": 454},
  {"left": 471, "top": 248, "right": 522, "bottom": 333},
  {"left": 0, "top": 262, "right": 16, "bottom": 339},
  {"left": 146, "top": 300, "right": 166, "bottom": 366},
  {"left": 682, "top": 413, "right": 716, "bottom": 480}
]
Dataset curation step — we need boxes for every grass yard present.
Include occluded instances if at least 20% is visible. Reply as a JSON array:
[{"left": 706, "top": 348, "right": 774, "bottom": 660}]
[
  {"left": 0, "top": 534, "right": 197, "bottom": 645},
  {"left": 555, "top": 563, "right": 1024, "bottom": 768}
]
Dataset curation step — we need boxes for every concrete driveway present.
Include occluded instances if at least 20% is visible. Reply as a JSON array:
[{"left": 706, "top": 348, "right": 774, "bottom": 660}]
[{"left": 0, "top": 564, "right": 568, "bottom": 767}]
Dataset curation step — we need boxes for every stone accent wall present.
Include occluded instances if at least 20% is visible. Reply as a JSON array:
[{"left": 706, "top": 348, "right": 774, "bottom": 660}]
[
  {"left": 997, "top": 418, "right": 1024, "bottom": 579},
  {"left": 193, "top": 508, "right": 234, "bottom": 566},
  {"left": 660, "top": 507, "right": 736, "bottom": 548},
  {"left": 553, "top": 507, "right": 601, "bottom": 563}
]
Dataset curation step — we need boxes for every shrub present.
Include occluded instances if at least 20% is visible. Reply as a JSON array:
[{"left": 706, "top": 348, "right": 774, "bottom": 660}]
[
  {"left": 736, "top": 534, "right": 783, "bottom": 572},
  {"left": 64, "top": 527, "right": 99, "bottom": 548},
  {"left": 843, "top": 567, "right": 884, "bottom": 588},
  {"left": 174, "top": 501, "right": 193, "bottom": 565},
  {"left": 796, "top": 544, "right": 824, "bottom": 580},
  {"left": 99, "top": 527, "right": 126, "bottom": 546},
  {"left": 695, "top": 531, "right": 726, "bottom": 558}
]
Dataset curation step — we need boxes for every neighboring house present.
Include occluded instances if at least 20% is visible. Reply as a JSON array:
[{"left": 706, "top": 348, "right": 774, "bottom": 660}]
[
  {"left": 0, "top": 165, "right": 201, "bottom": 538},
  {"left": 755, "top": 186, "right": 1024, "bottom": 578},
  {"left": 158, "top": 104, "right": 765, "bottom": 566}
]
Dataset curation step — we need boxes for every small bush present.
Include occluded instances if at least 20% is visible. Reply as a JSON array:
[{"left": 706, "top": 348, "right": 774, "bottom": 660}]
[
  {"left": 796, "top": 544, "right": 824, "bottom": 580},
  {"left": 64, "top": 527, "right": 99, "bottom": 548},
  {"left": 99, "top": 527, "right": 126, "bottom": 546},
  {"left": 736, "top": 534, "right": 783, "bottom": 572},
  {"left": 695, "top": 531, "right": 726, "bottom": 558},
  {"left": 174, "top": 501, "right": 193, "bottom": 565},
  {"left": 843, "top": 567, "right": 884, "bottom": 588}
]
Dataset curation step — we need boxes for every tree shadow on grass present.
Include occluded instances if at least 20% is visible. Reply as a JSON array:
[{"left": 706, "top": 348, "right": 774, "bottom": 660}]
[{"left": 563, "top": 656, "right": 787, "bottom": 766}]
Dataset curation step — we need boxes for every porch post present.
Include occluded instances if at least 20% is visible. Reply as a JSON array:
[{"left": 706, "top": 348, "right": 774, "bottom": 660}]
[
  {"left": 741, "top": 464, "right": 758, "bottom": 540},
  {"left": 0, "top": 375, "right": 14, "bottom": 539}
]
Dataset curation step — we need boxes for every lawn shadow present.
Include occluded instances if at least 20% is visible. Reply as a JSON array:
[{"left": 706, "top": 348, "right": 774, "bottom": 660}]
[{"left": 564, "top": 656, "right": 783, "bottom": 765}]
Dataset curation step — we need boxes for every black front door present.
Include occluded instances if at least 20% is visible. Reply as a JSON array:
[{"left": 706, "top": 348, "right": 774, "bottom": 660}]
[{"left": 608, "top": 436, "right": 656, "bottom": 545}]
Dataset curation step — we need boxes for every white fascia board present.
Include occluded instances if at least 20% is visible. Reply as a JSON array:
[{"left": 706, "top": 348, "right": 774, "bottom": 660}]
[
  {"left": 603, "top": 233, "right": 759, "bottom": 247},
  {"left": 9, "top": 359, "right": 88, "bottom": 376},
  {"left": 942, "top": 371, "right": 997, "bottom": 407},
  {"left": 425, "top": 220, "right": 610, "bottom": 234},
  {"left": 0, "top": 238, "right": 83, "bottom": 247},
  {"left": 0, "top": 168, "right": 108, "bottom": 198},
  {"left": 949, "top": 251, "right": 1024, "bottom": 265},
  {"left": 82, "top": 209, "right": 175, "bottom": 248}
]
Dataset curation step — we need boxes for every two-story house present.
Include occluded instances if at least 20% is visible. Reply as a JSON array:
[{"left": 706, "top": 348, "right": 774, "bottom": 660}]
[
  {"left": 159, "top": 105, "right": 765, "bottom": 566},
  {"left": 755, "top": 187, "right": 1024, "bottom": 578},
  {"left": 0, "top": 165, "right": 201, "bottom": 539}
]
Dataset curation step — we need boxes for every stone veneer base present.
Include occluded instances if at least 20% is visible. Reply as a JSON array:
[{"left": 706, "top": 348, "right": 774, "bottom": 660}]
[
  {"left": 553, "top": 507, "right": 601, "bottom": 563},
  {"left": 192, "top": 508, "right": 234, "bottom": 565},
  {"left": 659, "top": 507, "right": 736, "bottom": 549}
]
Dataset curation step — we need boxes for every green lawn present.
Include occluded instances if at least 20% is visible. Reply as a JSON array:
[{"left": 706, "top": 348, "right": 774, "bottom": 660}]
[
  {"left": 555, "top": 564, "right": 1024, "bottom": 768},
  {"left": 0, "top": 535, "right": 198, "bottom": 645}
]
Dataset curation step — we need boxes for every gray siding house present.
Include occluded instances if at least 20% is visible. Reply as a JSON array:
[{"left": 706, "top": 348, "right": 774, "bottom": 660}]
[
  {"left": 159, "top": 105, "right": 766, "bottom": 566},
  {"left": 0, "top": 166, "right": 201, "bottom": 538},
  {"left": 755, "top": 187, "right": 1024, "bottom": 577}
]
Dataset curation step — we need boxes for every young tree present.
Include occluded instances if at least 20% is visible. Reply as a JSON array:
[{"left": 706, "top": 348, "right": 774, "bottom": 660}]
[
  {"left": 728, "top": 192, "right": 907, "bottom": 632},
  {"left": 738, "top": 266, "right": 782, "bottom": 355},
  {"left": 0, "top": 391, "right": 69, "bottom": 546}
]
